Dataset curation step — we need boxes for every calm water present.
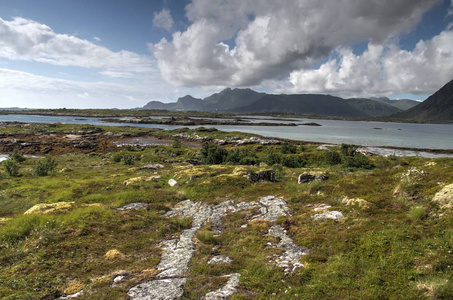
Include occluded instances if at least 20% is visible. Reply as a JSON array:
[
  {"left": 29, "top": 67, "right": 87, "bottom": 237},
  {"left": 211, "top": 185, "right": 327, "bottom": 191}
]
[{"left": 1, "top": 114, "right": 452, "bottom": 150}]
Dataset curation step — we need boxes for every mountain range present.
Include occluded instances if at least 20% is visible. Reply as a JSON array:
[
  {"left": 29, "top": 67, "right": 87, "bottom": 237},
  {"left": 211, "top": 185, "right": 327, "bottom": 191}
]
[{"left": 143, "top": 79, "right": 453, "bottom": 121}]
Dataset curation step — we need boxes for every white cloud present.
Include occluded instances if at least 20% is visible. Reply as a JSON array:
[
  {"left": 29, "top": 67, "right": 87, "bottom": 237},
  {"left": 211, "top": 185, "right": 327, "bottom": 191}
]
[
  {"left": 153, "top": 9, "right": 174, "bottom": 31},
  {"left": 449, "top": 0, "right": 453, "bottom": 16},
  {"left": 0, "top": 68, "right": 211, "bottom": 108},
  {"left": 93, "top": 36, "right": 101, "bottom": 42},
  {"left": 150, "top": 0, "right": 440, "bottom": 89},
  {"left": 0, "top": 17, "right": 153, "bottom": 74},
  {"left": 282, "top": 30, "right": 453, "bottom": 97},
  {"left": 99, "top": 70, "right": 135, "bottom": 78}
]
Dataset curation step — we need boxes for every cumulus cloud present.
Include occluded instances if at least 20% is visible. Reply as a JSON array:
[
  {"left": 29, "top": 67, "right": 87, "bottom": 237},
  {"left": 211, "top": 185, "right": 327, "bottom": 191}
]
[
  {"left": 153, "top": 9, "right": 174, "bottom": 31},
  {"left": 0, "top": 17, "right": 153, "bottom": 73},
  {"left": 283, "top": 30, "right": 453, "bottom": 97},
  {"left": 449, "top": 0, "right": 453, "bottom": 15},
  {"left": 150, "top": 0, "right": 439, "bottom": 89}
]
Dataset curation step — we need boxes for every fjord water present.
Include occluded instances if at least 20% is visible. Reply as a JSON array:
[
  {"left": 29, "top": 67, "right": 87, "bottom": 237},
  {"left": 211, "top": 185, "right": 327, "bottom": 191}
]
[{"left": 1, "top": 114, "right": 452, "bottom": 150}]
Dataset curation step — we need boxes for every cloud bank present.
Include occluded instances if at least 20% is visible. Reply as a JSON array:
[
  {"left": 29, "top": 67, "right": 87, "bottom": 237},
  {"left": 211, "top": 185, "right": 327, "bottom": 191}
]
[
  {"left": 150, "top": 0, "right": 453, "bottom": 96},
  {"left": 0, "top": 17, "right": 153, "bottom": 75},
  {"left": 153, "top": 9, "right": 174, "bottom": 31}
]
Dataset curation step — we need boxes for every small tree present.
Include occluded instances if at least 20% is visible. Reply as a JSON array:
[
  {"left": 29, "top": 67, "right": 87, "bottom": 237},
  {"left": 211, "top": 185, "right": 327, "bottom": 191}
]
[
  {"left": 325, "top": 151, "right": 342, "bottom": 165},
  {"left": 10, "top": 149, "right": 26, "bottom": 162},
  {"left": 34, "top": 156, "right": 57, "bottom": 176},
  {"left": 3, "top": 160, "right": 20, "bottom": 177}
]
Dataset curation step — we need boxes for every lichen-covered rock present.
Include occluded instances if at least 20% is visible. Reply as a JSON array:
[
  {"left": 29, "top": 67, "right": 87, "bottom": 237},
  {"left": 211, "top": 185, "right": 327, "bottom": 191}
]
[
  {"left": 298, "top": 173, "right": 328, "bottom": 184},
  {"left": 127, "top": 278, "right": 187, "bottom": 300},
  {"left": 246, "top": 170, "right": 276, "bottom": 182},
  {"left": 341, "top": 196, "right": 370, "bottom": 209},
  {"left": 204, "top": 273, "right": 241, "bottom": 300},
  {"left": 312, "top": 211, "right": 344, "bottom": 221},
  {"left": 123, "top": 176, "right": 160, "bottom": 185},
  {"left": 104, "top": 249, "right": 126, "bottom": 261},
  {"left": 139, "top": 164, "right": 164, "bottom": 170},
  {"left": 432, "top": 183, "right": 453, "bottom": 209},
  {"left": 24, "top": 202, "right": 74, "bottom": 215}
]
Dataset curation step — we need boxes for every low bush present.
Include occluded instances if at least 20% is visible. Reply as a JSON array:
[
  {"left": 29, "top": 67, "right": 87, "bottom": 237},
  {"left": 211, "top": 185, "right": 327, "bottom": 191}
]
[
  {"left": 33, "top": 156, "right": 58, "bottom": 176},
  {"left": 3, "top": 160, "right": 20, "bottom": 177}
]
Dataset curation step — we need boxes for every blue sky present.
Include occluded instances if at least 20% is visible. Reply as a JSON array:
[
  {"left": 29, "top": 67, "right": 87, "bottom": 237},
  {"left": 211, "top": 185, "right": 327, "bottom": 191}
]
[{"left": 0, "top": 0, "right": 452, "bottom": 108}]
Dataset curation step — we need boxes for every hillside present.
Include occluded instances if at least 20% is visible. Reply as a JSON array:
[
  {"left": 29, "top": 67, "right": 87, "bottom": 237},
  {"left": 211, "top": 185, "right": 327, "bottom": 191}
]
[
  {"left": 203, "top": 88, "right": 266, "bottom": 111},
  {"left": 370, "top": 97, "right": 420, "bottom": 111},
  {"left": 345, "top": 98, "right": 402, "bottom": 117},
  {"left": 393, "top": 79, "right": 453, "bottom": 122},
  {"left": 233, "top": 94, "right": 367, "bottom": 117}
]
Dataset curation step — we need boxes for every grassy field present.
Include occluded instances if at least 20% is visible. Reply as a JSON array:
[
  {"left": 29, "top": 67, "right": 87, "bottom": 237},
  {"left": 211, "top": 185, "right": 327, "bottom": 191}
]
[{"left": 0, "top": 124, "right": 452, "bottom": 299}]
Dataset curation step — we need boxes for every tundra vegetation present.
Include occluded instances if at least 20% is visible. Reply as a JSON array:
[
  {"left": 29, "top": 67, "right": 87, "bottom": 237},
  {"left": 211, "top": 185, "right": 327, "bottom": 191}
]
[{"left": 0, "top": 123, "right": 452, "bottom": 299}]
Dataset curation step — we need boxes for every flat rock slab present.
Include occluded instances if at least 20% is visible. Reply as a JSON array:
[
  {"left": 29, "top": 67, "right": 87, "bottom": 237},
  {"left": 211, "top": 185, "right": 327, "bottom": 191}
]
[
  {"left": 268, "top": 225, "right": 309, "bottom": 273},
  {"left": 204, "top": 273, "right": 241, "bottom": 300},
  {"left": 432, "top": 183, "right": 453, "bottom": 209},
  {"left": 251, "top": 196, "right": 290, "bottom": 222},
  {"left": 312, "top": 210, "right": 344, "bottom": 221},
  {"left": 127, "top": 278, "right": 187, "bottom": 300},
  {"left": 208, "top": 255, "right": 232, "bottom": 265},
  {"left": 116, "top": 202, "right": 149, "bottom": 211}
]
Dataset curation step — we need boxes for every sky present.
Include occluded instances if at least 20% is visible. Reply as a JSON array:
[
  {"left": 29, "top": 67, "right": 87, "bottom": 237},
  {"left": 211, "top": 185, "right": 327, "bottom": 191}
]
[{"left": 0, "top": 0, "right": 452, "bottom": 109}]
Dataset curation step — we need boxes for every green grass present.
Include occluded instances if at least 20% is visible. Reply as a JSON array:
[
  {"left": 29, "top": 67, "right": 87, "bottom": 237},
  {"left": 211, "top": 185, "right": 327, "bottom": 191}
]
[{"left": 0, "top": 124, "right": 452, "bottom": 298}]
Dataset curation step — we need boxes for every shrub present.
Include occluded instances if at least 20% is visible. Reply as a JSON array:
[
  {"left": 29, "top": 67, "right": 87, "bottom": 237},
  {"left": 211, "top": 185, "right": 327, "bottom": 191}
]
[
  {"left": 3, "top": 160, "right": 20, "bottom": 177},
  {"left": 280, "top": 141, "right": 297, "bottom": 154},
  {"left": 123, "top": 155, "right": 137, "bottom": 165},
  {"left": 201, "top": 142, "right": 227, "bottom": 164},
  {"left": 342, "top": 153, "right": 374, "bottom": 169},
  {"left": 264, "top": 150, "right": 282, "bottom": 166},
  {"left": 111, "top": 153, "right": 122, "bottom": 162},
  {"left": 408, "top": 206, "right": 426, "bottom": 221},
  {"left": 10, "top": 149, "right": 26, "bottom": 162},
  {"left": 281, "top": 154, "right": 306, "bottom": 168},
  {"left": 172, "top": 139, "right": 182, "bottom": 148},
  {"left": 272, "top": 164, "right": 286, "bottom": 182},
  {"left": 341, "top": 144, "right": 358, "bottom": 156},
  {"left": 325, "top": 151, "right": 342, "bottom": 165},
  {"left": 34, "top": 156, "right": 58, "bottom": 176}
]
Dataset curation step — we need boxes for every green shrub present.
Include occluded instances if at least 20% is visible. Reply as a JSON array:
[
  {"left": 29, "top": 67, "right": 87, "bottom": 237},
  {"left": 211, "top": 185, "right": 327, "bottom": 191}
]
[
  {"left": 408, "top": 206, "right": 426, "bottom": 221},
  {"left": 123, "top": 155, "right": 135, "bottom": 165},
  {"left": 10, "top": 149, "right": 25, "bottom": 162},
  {"left": 3, "top": 160, "right": 20, "bottom": 177},
  {"left": 342, "top": 153, "right": 374, "bottom": 169},
  {"left": 280, "top": 141, "right": 297, "bottom": 154},
  {"left": 264, "top": 150, "right": 282, "bottom": 166},
  {"left": 325, "top": 151, "right": 342, "bottom": 165},
  {"left": 341, "top": 144, "right": 358, "bottom": 156},
  {"left": 172, "top": 139, "right": 182, "bottom": 148},
  {"left": 33, "top": 156, "right": 58, "bottom": 176},
  {"left": 272, "top": 164, "right": 286, "bottom": 181},
  {"left": 196, "top": 229, "right": 217, "bottom": 244},
  {"left": 111, "top": 153, "right": 122, "bottom": 162},
  {"left": 201, "top": 142, "right": 227, "bottom": 164},
  {"left": 281, "top": 154, "right": 306, "bottom": 168}
]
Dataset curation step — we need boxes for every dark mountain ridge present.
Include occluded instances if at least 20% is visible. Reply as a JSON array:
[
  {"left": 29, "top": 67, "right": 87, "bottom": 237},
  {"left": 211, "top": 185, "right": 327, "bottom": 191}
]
[{"left": 393, "top": 79, "right": 453, "bottom": 122}]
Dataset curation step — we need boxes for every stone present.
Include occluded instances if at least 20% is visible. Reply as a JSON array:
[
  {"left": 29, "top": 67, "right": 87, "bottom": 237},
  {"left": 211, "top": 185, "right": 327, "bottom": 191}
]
[
  {"left": 24, "top": 202, "right": 75, "bottom": 215},
  {"left": 204, "top": 273, "right": 241, "bottom": 300},
  {"left": 208, "top": 255, "right": 232, "bottom": 265},
  {"left": 312, "top": 211, "right": 344, "bottom": 221},
  {"left": 313, "top": 205, "right": 331, "bottom": 212},
  {"left": 298, "top": 174, "right": 328, "bottom": 184},
  {"left": 268, "top": 225, "right": 308, "bottom": 272},
  {"left": 251, "top": 196, "right": 290, "bottom": 222},
  {"left": 168, "top": 179, "right": 179, "bottom": 187},
  {"left": 246, "top": 170, "right": 276, "bottom": 182},
  {"left": 139, "top": 164, "right": 164, "bottom": 170},
  {"left": 128, "top": 278, "right": 187, "bottom": 300},
  {"left": 116, "top": 202, "right": 149, "bottom": 211},
  {"left": 59, "top": 290, "right": 84, "bottom": 299},
  {"left": 432, "top": 183, "right": 453, "bottom": 209}
]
